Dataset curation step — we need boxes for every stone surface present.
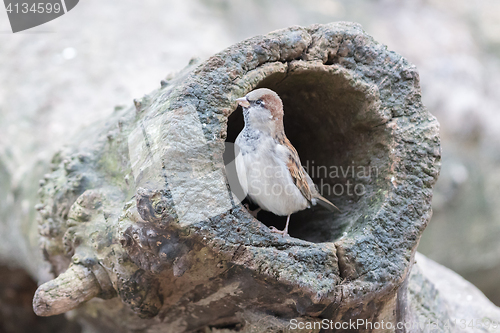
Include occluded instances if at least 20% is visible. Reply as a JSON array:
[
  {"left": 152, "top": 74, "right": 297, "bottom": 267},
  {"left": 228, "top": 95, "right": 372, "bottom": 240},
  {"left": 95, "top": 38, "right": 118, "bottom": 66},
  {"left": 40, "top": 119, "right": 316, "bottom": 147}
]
[
  {"left": 407, "top": 253, "right": 500, "bottom": 333},
  {"left": 27, "top": 22, "right": 440, "bottom": 332}
]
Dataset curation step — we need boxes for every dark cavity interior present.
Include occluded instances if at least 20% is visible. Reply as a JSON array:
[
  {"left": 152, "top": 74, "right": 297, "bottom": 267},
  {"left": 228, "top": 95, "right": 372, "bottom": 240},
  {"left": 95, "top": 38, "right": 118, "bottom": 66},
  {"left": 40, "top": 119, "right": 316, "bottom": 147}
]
[{"left": 225, "top": 66, "right": 391, "bottom": 243}]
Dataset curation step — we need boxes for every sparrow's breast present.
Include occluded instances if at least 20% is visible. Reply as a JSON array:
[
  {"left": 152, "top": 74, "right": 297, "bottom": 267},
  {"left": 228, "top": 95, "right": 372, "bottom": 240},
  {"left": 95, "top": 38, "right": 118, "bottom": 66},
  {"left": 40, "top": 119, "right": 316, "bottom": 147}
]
[{"left": 234, "top": 133, "right": 309, "bottom": 216}]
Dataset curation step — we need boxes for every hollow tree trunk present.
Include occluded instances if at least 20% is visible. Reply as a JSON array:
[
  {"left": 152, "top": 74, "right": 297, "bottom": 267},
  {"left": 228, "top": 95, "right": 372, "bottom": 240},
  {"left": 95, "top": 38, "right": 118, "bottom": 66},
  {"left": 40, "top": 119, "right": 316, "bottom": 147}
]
[{"left": 0, "top": 22, "right": 457, "bottom": 332}]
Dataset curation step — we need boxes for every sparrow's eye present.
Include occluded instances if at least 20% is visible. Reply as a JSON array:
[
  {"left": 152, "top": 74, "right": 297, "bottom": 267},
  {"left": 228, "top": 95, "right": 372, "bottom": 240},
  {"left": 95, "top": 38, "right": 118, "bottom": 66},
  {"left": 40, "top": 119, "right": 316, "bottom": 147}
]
[{"left": 255, "top": 100, "right": 263, "bottom": 106}]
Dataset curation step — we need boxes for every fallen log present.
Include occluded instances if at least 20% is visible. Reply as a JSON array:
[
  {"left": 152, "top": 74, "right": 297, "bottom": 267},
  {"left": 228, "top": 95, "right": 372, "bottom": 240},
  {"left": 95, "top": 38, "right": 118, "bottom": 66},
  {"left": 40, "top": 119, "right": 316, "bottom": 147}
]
[{"left": 12, "top": 22, "right": 444, "bottom": 331}]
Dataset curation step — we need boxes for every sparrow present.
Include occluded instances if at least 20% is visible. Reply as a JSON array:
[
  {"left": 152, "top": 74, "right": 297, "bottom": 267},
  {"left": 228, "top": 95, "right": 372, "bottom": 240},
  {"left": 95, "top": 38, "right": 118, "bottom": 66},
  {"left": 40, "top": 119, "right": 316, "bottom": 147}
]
[{"left": 234, "top": 88, "right": 338, "bottom": 237}]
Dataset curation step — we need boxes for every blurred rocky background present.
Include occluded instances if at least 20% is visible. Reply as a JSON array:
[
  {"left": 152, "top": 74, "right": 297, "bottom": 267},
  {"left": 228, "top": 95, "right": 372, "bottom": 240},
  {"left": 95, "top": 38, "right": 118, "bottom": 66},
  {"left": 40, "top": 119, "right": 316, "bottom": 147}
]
[{"left": 1, "top": 0, "right": 499, "bottom": 330}]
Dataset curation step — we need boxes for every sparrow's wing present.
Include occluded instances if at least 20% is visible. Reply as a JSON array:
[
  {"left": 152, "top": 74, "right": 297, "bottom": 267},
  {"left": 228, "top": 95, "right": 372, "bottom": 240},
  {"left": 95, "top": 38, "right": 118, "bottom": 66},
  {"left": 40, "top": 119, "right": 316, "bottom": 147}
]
[
  {"left": 280, "top": 136, "right": 339, "bottom": 212},
  {"left": 278, "top": 136, "right": 313, "bottom": 203},
  {"left": 304, "top": 171, "right": 340, "bottom": 212}
]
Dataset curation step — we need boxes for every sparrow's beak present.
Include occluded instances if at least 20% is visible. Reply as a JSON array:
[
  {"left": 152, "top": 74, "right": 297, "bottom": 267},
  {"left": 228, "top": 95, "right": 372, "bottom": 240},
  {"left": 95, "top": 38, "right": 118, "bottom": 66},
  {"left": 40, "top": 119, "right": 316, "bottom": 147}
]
[{"left": 236, "top": 97, "right": 250, "bottom": 108}]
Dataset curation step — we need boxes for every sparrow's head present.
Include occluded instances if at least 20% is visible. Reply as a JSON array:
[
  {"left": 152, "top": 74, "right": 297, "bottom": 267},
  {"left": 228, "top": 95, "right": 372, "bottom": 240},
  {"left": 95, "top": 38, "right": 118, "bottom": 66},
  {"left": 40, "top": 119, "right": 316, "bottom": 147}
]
[{"left": 236, "top": 88, "right": 284, "bottom": 134}]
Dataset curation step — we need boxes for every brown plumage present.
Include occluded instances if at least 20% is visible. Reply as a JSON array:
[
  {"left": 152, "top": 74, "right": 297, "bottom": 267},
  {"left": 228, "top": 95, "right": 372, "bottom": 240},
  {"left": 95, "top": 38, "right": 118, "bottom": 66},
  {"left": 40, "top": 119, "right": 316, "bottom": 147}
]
[
  {"left": 280, "top": 136, "right": 313, "bottom": 202},
  {"left": 278, "top": 133, "right": 338, "bottom": 212}
]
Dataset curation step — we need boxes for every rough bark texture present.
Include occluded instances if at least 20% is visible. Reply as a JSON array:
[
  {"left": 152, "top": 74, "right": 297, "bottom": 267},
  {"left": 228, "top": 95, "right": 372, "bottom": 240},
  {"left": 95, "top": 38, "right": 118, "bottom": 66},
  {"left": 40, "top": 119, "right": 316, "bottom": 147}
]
[{"left": 0, "top": 22, "right": 444, "bottom": 331}]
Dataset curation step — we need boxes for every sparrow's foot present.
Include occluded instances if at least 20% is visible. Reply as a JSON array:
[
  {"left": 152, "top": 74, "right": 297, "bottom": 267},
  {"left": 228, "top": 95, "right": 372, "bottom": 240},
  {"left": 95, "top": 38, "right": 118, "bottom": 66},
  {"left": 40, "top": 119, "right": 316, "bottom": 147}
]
[
  {"left": 269, "top": 226, "right": 289, "bottom": 237},
  {"left": 244, "top": 204, "right": 261, "bottom": 218},
  {"left": 270, "top": 215, "right": 291, "bottom": 237}
]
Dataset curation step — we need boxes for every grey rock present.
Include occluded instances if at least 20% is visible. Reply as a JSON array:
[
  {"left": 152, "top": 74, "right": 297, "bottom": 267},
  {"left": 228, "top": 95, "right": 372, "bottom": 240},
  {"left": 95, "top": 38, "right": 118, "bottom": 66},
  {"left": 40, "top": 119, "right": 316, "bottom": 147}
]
[{"left": 407, "top": 253, "right": 500, "bottom": 333}]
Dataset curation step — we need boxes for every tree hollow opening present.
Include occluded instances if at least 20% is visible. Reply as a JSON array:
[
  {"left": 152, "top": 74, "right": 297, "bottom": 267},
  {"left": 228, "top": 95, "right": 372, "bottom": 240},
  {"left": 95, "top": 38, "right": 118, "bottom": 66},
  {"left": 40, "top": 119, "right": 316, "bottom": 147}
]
[{"left": 225, "top": 63, "right": 391, "bottom": 243}]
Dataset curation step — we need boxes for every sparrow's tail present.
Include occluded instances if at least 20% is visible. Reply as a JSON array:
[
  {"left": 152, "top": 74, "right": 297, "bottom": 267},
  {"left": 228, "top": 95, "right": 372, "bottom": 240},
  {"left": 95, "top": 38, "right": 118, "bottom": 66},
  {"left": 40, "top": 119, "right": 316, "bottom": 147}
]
[{"left": 315, "top": 195, "right": 340, "bottom": 212}]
